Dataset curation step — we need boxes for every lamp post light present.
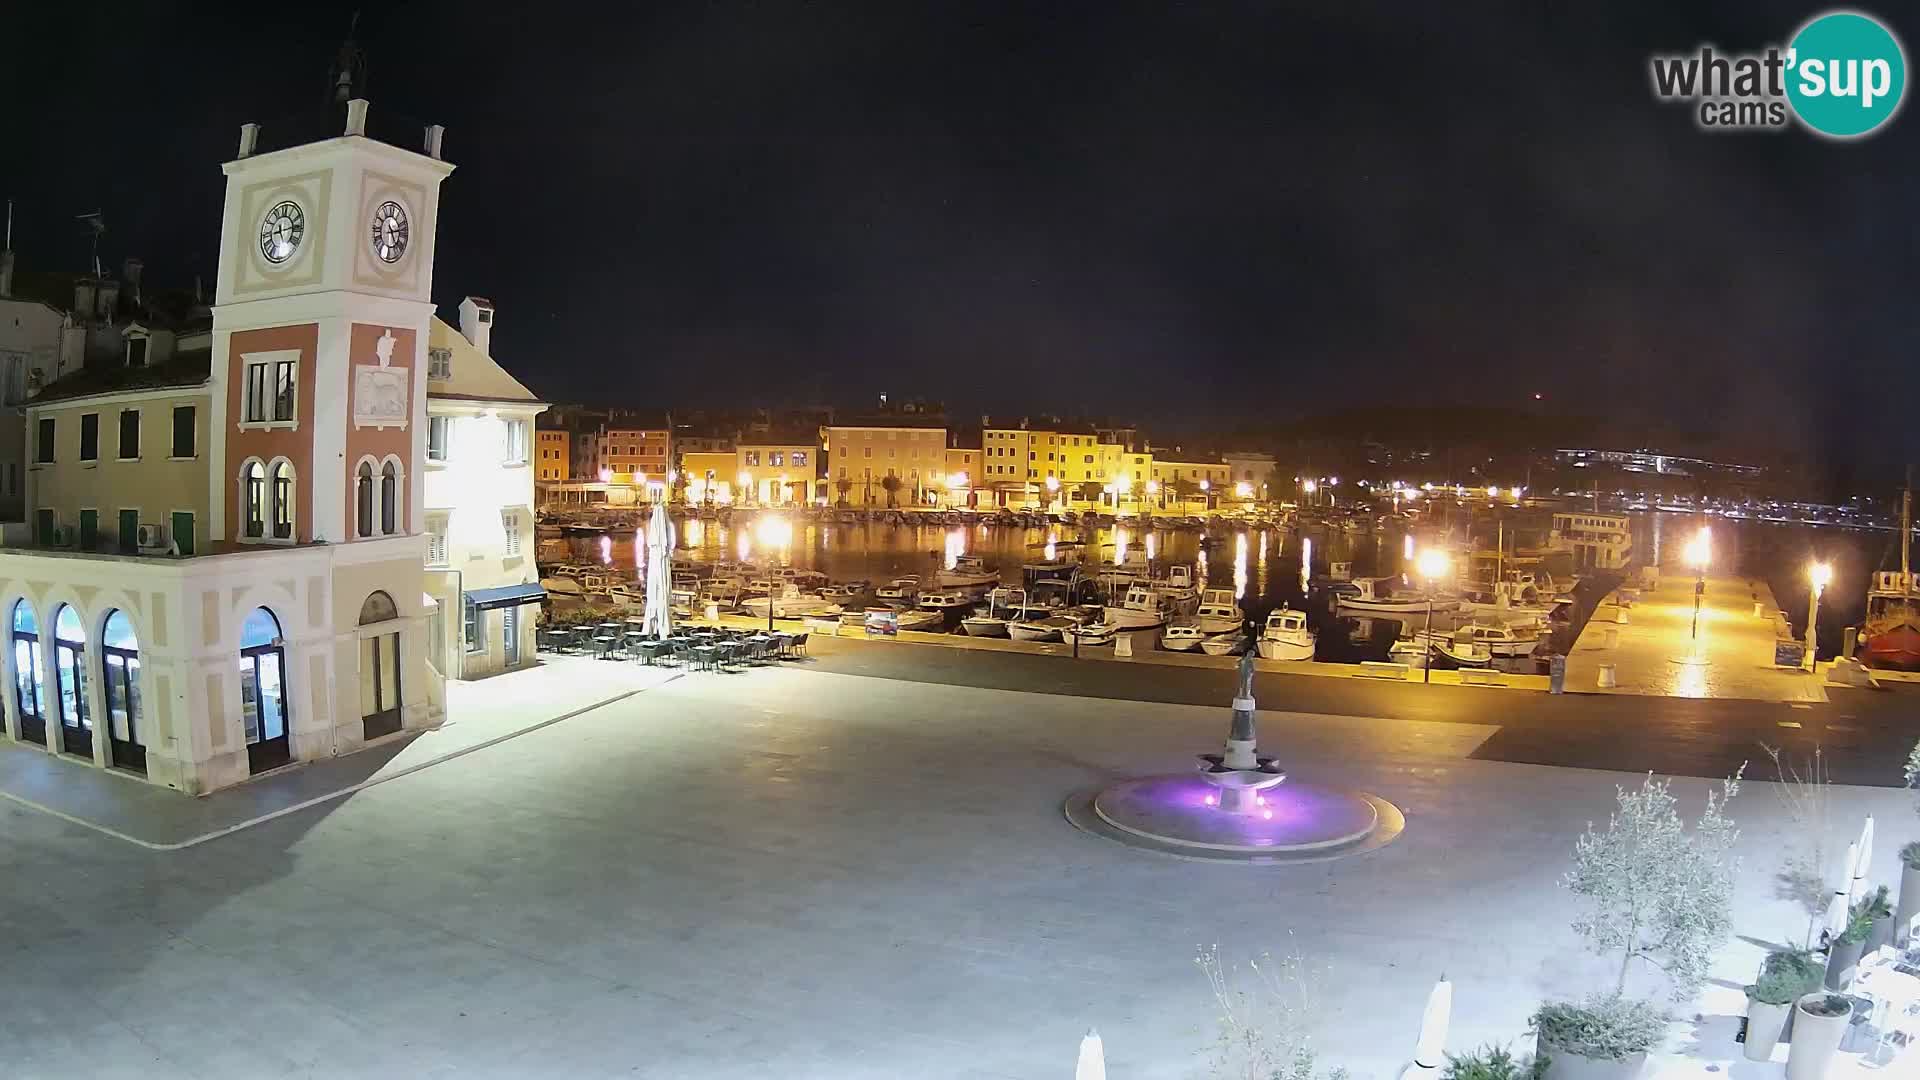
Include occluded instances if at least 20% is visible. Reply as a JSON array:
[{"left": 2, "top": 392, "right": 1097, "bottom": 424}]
[
  {"left": 1199, "top": 478, "right": 1211, "bottom": 511},
  {"left": 1145, "top": 479, "right": 1160, "bottom": 512},
  {"left": 1302, "top": 478, "right": 1318, "bottom": 506},
  {"left": 1807, "top": 560, "right": 1832, "bottom": 673},
  {"left": 1415, "top": 548, "right": 1450, "bottom": 684},
  {"left": 1045, "top": 474, "right": 1060, "bottom": 516},
  {"left": 1684, "top": 526, "right": 1711, "bottom": 649}
]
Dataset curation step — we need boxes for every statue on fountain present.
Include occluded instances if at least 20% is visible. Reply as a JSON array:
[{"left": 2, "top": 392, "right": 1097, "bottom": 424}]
[{"left": 1197, "top": 650, "right": 1287, "bottom": 814}]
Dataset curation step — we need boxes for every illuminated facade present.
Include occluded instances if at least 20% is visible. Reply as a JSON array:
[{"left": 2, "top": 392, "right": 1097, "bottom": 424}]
[
  {"left": 535, "top": 428, "right": 568, "bottom": 482},
  {"left": 0, "top": 98, "right": 450, "bottom": 792},
  {"left": 681, "top": 450, "right": 736, "bottom": 504},
  {"left": 735, "top": 439, "right": 817, "bottom": 505},
  {"left": 422, "top": 299, "right": 547, "bottom": 680},
  {"left": 825, "top": 422, "right": 947, "bottom": 507},
  {"left": 1150, "top": 459, "right": 1230, "bottom": 510}
]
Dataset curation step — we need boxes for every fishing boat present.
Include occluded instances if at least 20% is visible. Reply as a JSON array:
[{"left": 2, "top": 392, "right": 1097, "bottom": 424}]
[
  {"left": 937, "top": 555, "right": 1000, "bottom": 591},
  {"left": 1457, "top": 620, "right": 1543, "bottom": 658},
  {"left": 875, "top": 577, "right": 921, "bottom": 604},
  {"left": 1193, "top": 588, "right": 1242, "bottom": 634},
  {"left": 1062, "top": 620, "right": 1117, "bottom": 647},
  {"left": 1161, "top": 624, "right": 1205, "bottom": 652},
  {"left": 1199, "top": 631, "right": 1247, "bottom": 656},
  {"left": 1390, "top": 631, "right": 1492, "bottom": 669},
  {"left": 1103, "top": 583, "right": 1173, "bottom": 630},
  {"left": 1254, "top": 608, "right": 1316, "bottom": 661},
  {"left": 696, "top": 582, "right": 745, "bottom": 612},
  {"left": 540, "top": 573, "right": 586, "bottom": 598},
  {"left": 741, "top": 585, "right": 842, "bottom": 620},
  {"left": 1862, "top": 482, "right": 1920, "bottom": 669},
  {"left": 1336, "top": 576, "right": 1460, "bottom": 615},
  {"left": 1149, "top": 564, "right": 1201, "bottom": 609},
  {"left": 605, "top": 584, "right": 643, "bottom": 609},
  {"left": 891, "top": 608, "right": 945, "bottom": 632},
  {"left": 918, "top": 590, "right": 976, "bottom": 613},
  {"left": 961, "top": 588, "right": 1020, "bottom": 637},
  {"left": 1009, "top": 611, "right": 1087, "bottom": 642}
]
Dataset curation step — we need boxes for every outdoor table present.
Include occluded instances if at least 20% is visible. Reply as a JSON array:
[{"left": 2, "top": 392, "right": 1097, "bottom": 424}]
[
  {"left": 691, "top": 644, "right": 718, "bottom": 671},
  {"left": 745, "top": 634, "right": 773, "bottom": 663},
  {"left": 770, "top": 631, "right": 793, "bottom": 658},
  {"left": 714, "top": 641, "right": 740, "bottom": 670},
  {"left": 538, "top": 629, "right": 571, "bottom": 654},
  {"left": 592, "top": 634, "right": 621, "bottom": 659}
]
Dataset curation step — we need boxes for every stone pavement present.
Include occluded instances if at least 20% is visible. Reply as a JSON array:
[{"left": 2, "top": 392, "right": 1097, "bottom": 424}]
[
  {"left": 0, "top": 662, "right": 1914, "bottom": 1077},
  {"left": 1566, "top": 573, "right": 1826, "bottom": 703},
  {"left": 0, "top": 655, "right": 677, "bottom": 848}
]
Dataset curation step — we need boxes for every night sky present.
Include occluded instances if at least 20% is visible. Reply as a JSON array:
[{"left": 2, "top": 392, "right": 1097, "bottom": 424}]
[{"left": 8, "top": 2, "right": 1914, "bottom": 467}]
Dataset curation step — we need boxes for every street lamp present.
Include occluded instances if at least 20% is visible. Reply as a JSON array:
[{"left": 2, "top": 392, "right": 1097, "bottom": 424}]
[
  {"left": 1045, "top": 474, "right": 1060, "bottom": 515},
  {"left": 1684, "top": 526, "right": 1711, "bottom": 647},
  {"left": 1415, "top": 548, "right": 1450, "bottom": 684},
  {"left": 1145, "top": 479, "right": 1160, "bottom": 511},
  {"left": 1199, "top": 478, "right": 1211, "bottom": 510},
  {"left": 1302, "top": 478, "right": 1317, "bottom": 506},
  {"left": 737, "top": 470, "right": 753, "bottom": 507},
  {"left": 1806, "top": 560, "right": 1832, "bottom": 672}
]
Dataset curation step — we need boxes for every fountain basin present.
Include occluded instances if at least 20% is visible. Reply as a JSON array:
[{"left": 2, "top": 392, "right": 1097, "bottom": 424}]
[{"left": 1089, "top": 775, "right": 1384, "bottom": 855}]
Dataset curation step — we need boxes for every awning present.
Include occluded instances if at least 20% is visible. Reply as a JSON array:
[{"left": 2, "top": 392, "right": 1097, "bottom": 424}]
[{"left": 466, "top": 583, "right": 547, "bottom": 610}]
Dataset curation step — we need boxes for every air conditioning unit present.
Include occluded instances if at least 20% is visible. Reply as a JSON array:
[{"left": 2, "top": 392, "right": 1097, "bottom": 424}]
[
  {"left": 136, "top": 523, "right": 169, "bottom": 552},
  {"left": 49, "top": 524, "right": 75, "bottom": 547}
]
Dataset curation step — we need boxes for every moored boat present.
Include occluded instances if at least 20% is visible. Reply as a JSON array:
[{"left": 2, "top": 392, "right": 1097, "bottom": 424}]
[
  {"left": 1253, "top": 608, "right": 1316, "bottom": 661},
  {"left": 1862, "top": 482, "right": 1920, "bottom": 669},
  {"left": 1199, "top": 632, "right": 1246, "bottom": 656},
  {"left": 1193, "top": 588, "right": 1242, "bottom": 634},
  {"left": 1336, "top": 576, "right": 1460, "bottom": 615},
  {"left": 1161, "top": 624, "right": 1204, "bottom": 651}
]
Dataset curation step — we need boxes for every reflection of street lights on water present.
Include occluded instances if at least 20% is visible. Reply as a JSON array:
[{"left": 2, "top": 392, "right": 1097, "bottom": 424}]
[
  {"left": 1415, "top": 549, "right": 1449, "bottom": 684},
  {"left": 1806, "top": 560, "right": 1832, "bottom": 672}
]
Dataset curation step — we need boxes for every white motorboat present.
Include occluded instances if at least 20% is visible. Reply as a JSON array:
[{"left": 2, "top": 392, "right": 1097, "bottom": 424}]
[
  {"left": 1336, "top": 576, "right": 1460, "bottom": 615},
  {"left": 961, "top": 588, "right": 1016, "bottom": 637},
  {"left": 1150, "top": 564, "right": 1200, "bottom": 609},
  {"left": 819, "top": 581, "right": 871, "bottom": 605},
  {"left": 1161, "top": 624, "right": 1204, "bottom": 652},
  {"left": 1062, "top": 621, "right": 1117, "bottom": 647},
  {"left": 1103, "top": 584, "right": 1172, "bottom": 630},
  {"left": 1390, "top": 631, "right": 1493, "bottom": 669},
  {"left": 919, "top": 590, "right": 976, "bottom": 612},
  {"left": 540, "top": 574, "right": 585, "bottom": 598},
  {"left": 875, "top": 577, "right": 921, "bottom": 604},
  {"left": 1254, "top": 608, "right": 1316, "bottom": 661},
  {"left": 696, "top": 582, "right": 744, "bottom": 611},
  {"left": 937, "top": 555, "right": 1000, "bottom": 591},
  {"left": 891, "top": 608, "right": 945, "bottom": 632},
  {"left": 741, "top": 585, "right": 842, "bottom": 620},
  {"left": 1193, "top": 588, "right": 1242, "bottom": 634},
  {"left": 1457, "top": 620, "right": 1543, "bottom": 658},
  {"left": 1009, "top": 613, "right": 1084, "bottom": 642},
  {"left": 605, "top": 584, "right": 643, "bottom": 609},
  {"left": 1199, "top": 632, "right": 1247, "bottom": 656}
]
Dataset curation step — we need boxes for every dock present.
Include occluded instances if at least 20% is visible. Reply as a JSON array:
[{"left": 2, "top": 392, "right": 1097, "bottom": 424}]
[{"left": 1562, "top": 571, "right": 1826, "bottom": 703}]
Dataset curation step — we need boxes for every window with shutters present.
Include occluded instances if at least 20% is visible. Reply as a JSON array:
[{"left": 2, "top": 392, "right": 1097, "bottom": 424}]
[{"left": 500, "top": 510, "right": 521, "bottom": 557}]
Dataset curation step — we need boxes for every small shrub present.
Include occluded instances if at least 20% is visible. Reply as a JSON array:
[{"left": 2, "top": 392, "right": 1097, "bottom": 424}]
[
  {"left": 1753, "top": 947, "right": 1823, "bottom": 1006},
  {"left": 1837, "top": 885, "right": 1893, "bottom": 945},
  {"left": 1799, "top": 994, "right": 1852, "bottom": 1018},
  {"left": 1442, "top": 1045, "right": 1548, "bottom": 1080},
  {"left": 1901, "top": 841, "right": 1920, "bottom": 870},
  {"left": 1531, "top": 996, "right": 1667, "bottom": 1061}
]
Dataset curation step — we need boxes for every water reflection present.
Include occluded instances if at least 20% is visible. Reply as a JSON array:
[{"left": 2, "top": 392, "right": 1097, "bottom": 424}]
[
  {"left": 1300, "top": 536, "right": 1312, "bottom": 595},
  {"left": 944, "top": 527, "right": 966, "bottom": 570},
  {"left": 599, "top": 535, "right": 612, "bottom": 565},
  {"left": 1233, "top": 533, "right": 1248, "bottom": 598}
]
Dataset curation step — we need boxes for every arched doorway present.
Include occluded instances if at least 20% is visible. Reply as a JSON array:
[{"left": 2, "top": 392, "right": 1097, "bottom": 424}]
[
  {"left": 239, "top": 607, "right": 291, "bottom": 774},
  {"left": 52, "top": 604, "right": 91, "bottom": 759},
  {"left": 10, "top": 601, "right": 46, "bottom": 745},
  {"left": 358, "top": 590, "right": 402, "bottom": 740},
  {"left": 101, "top": 610, "right": 144, "bottom": 773}
]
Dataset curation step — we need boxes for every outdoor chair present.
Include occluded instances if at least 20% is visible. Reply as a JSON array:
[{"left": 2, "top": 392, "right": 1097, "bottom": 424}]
[
  {"left": 592, "top": 634, "right": 620, "bottom": 660},
  {"left": 692, "top": 643, "right": 718, "bottom": 670},
  {"left": 789, "top": 631, "right": 809, "bottom": 656}
]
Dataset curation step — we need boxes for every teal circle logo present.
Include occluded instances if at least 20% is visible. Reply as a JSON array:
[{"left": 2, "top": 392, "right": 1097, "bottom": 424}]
[{"left": 1786, "top": 11, "right": 1907, "bottom": 138}]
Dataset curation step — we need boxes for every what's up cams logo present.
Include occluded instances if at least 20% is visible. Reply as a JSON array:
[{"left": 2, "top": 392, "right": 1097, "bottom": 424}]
[{"left": 1650, "top": 9, "right": 1906, "bottom": 138}]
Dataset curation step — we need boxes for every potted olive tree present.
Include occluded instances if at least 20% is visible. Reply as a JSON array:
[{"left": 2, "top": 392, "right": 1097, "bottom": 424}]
[
  {"left": 1742, "top": 950, "right": 1819, "bottom": 1061},
  {"left": 1536, "top": 771, "right": 1742, "bottom": 1079},
  {"left": 1860, "top": 884, "right": 1897, "bottom": 953},
  {"left": 1823, "top": 888, "right": 1887, "bottom": 989},
  {"left": 1898, "top": 842, "right": 1920, "bottom": 947},
  {"left": 1443, "top": 1044, "right": 1548, "bottom": 1080},
  {"left": 1786, "top": 993, "right": 1853, "bottom": 1080}
]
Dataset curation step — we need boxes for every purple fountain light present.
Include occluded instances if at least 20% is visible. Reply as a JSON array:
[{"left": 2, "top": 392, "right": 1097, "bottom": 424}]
[{"left": 1196, "top": 651, "right": 1287, "bottom": 814}]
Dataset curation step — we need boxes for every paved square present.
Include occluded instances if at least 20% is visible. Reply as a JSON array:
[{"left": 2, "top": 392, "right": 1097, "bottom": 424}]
[{"left": 0, "top": 666, "right": 1911, "bottom": 1078}]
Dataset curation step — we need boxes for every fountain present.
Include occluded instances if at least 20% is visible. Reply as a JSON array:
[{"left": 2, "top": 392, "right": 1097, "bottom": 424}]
[{"left": 1066, "top": 652, "right": 1402, "bottom": 861}]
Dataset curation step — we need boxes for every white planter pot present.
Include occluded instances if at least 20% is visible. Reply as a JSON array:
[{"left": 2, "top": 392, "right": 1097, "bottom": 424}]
[
  {"left": 1743, "top": 998, "right": 1790, "bottom": 1061},
  {"left": 1897, "top": 863, "right": 1920, "bottom": 946},
  {"left": 1536, "top": 1034, "right": 1647, "bottom": 1080},
  {"left": 1786, "top": 993, "right": 1851, "bottom": 1080}
]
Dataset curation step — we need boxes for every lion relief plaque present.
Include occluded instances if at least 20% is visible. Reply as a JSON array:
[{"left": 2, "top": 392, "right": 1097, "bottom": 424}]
[{"left": 352, "top": 329, "right": 409, "bottom": 430}]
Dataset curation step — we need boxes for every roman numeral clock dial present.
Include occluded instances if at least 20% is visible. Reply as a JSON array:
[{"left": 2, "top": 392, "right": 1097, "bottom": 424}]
[
  {"left": 257, "top": 200, "right": 305, "bottom": 264},
  {"left": 370, "top": 200, "right": 410, "bottom": 263}
]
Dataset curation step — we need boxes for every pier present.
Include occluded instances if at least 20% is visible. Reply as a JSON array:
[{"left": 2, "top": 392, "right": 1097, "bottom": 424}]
[{"left": 1562, "top": 571, "right": 1825, "bottom": 703}]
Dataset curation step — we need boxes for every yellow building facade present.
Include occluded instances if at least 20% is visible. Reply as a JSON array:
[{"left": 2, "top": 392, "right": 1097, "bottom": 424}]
[{"left": 825, "top": 423, "right": 946, "bottom": 507}]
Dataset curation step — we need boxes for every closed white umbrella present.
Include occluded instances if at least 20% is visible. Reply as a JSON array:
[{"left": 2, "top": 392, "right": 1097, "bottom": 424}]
[
  {"left": 1826, "top": 840, "right": 1859, "bottom": 940},
  {"left": 1074, "top": 1028, "right": 1105, "bottom": 1080},
  {"left": 1398, "top": 976, "right": 1451, "bottom": 1078},
  {"left": 1848, "top": 815, "right": 1874, "bottom": 901},
  {"left": 642, "top": 503, "right": 674, "bottom": 639}
]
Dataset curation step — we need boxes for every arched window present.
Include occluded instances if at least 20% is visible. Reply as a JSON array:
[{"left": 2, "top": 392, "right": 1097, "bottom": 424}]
[
  {"left": 100, "top": 610, "right": 143, "bottom": 772},
  {"left": 239, "top": 607, "right": 291, "bottom": 774},
  {"left": 269, "top": 460, "right": 295, "bottom": 540},
  {"left": 244, "top": 460, "right": 266, "bottom": 538},
  {"left": 359, "top": 590, "right": 398, "bottom": 625},
  {"left": 380, "top": 460, "right": 399, "bottom": 535},
  {"left": 11, "top": 600, "right": 45, "bottom": 745},
  {"left": 52, "top": 604, "right": 90, "bottom": 760},
  {"left": 355, "top": 461, "right": 374, "bottom": 538}
]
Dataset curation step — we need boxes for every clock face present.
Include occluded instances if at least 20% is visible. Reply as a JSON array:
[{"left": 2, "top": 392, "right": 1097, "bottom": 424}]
[
  {"left": 369, "top": 200, "right": 410, "bottom": 264},
  {"left": 258, "top": 200, "right": 305, "bottom": 265}
]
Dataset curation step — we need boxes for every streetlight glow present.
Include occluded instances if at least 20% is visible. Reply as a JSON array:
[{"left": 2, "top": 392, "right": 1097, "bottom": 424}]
[
  {"left": 1684, "top": 527, "right": 1711, "bottom": 572},
  {"left": 1809, "top": 560, "right": 1832, "bottom": 594},
  {"left": 1415, "top": 548, "right": 1449, "bottom": 582},
  {"left": 1234, "top": 481, "right": 1252, "bottom": 498}
]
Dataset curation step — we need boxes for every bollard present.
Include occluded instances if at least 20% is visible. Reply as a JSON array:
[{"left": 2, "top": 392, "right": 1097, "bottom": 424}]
[
  {"left": 1616, "top": 609, "right": 1629, "bottom": 625},
  {"left": 1114, "top": 632, "right": 1133, "bottom": 657},
  {"left": 1598, "top": 663, "right": 1617, "bottom": 689},
  {"left": 1603, "top": 628, "right": 1619, "bottom": 649},
  {"left": 1753, "top": 601, "right": 1764, "bottom": 618},
  {"left": 705, "top": 602, "right": 721, "bottom": 623}
]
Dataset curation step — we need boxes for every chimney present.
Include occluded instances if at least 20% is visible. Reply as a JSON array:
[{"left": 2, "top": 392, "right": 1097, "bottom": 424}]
[
  {"left": 237, "top": 122, "right": 259, "bottom": 158},
  {"left": 73, "top": 280, "right": 95, "bottom": 319},
  {"left": 458, "top": 296, "right": 495, "bottom": 355},
  {"left": 345, "top": 98, "right": 369, "bottom": 136},
  {"left": 0, "top": 250, "right": 12, "bottom": 298},
  {"left": 424, "top": 124, "right": 446, "bottom": 160},
  {"left": 121, "top": 257, "right": 143, "bottom": 305},
  {"left": 96, "top": 279, "right": 120, "bottom": 319}
]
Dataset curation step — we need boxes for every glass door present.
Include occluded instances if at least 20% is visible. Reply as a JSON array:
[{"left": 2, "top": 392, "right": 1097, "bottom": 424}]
[
  {"left": 502, "top": 606, "right": 520, "bottom": 666},
  {"left": 103, "top": 649, "right": 143, "bottom": 772},
  {"left": 242, "top": 646, "right": 290, "bottom": 774},
  {"left": 54, "top": 636, "right": 90, "bottom": 759},
  {"left": 12, "top": 636, "right": 44, "bottom": 745},
  {"left": 359, "top": 633, "right": 401, "bottom": 740}
]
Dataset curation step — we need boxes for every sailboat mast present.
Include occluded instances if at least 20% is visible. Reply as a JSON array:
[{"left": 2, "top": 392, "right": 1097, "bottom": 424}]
[{"left": 1903, "top": 481, "right": 1911, "bottom": 582}]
